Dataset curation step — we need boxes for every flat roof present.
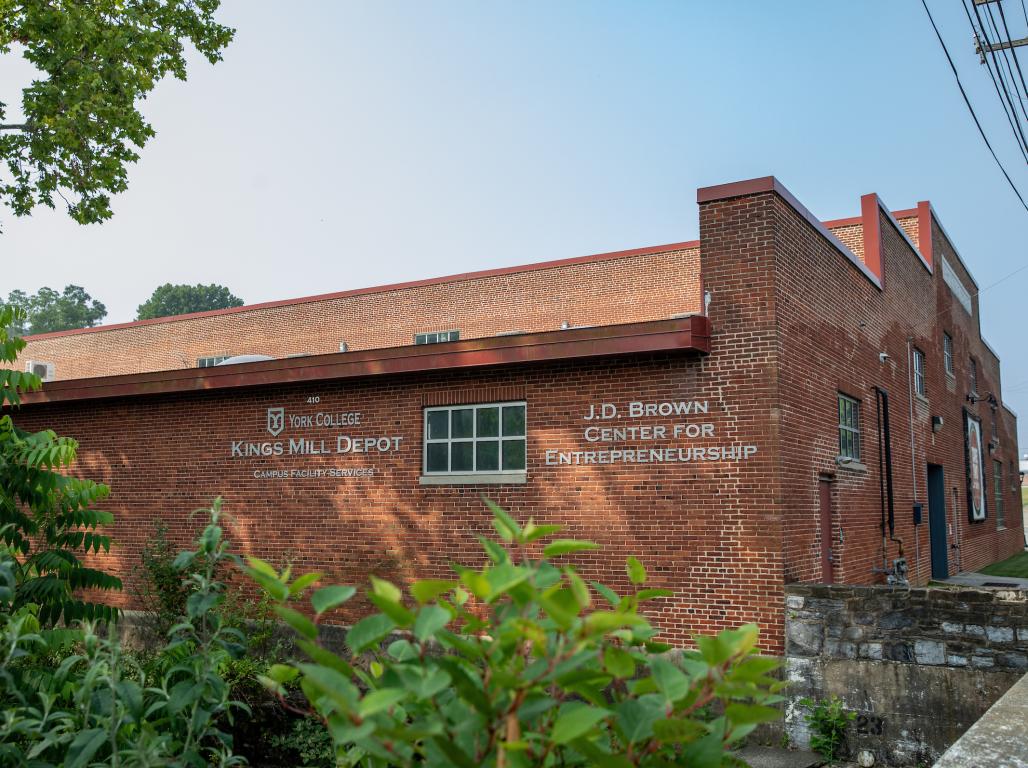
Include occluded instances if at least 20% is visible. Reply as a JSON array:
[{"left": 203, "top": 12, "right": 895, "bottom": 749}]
[{"left": 15, "top": 316, "right": 711, "bottom": 405}]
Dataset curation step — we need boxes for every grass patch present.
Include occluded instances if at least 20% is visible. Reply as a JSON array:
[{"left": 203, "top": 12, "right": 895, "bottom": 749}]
[
  {"left": 1021, "top": 486, "right": 1028, "bottom": 508},
  {"left": 980, "top": 550, "right": 1028, "bottom": 579}
]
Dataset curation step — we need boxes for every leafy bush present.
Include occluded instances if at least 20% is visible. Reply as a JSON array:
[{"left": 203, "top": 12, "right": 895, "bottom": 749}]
[
  {"left": 798, "top": 695, "right": 855, "bottom": 763},
  {"left": 0, "top": 500, "right": 249, "bottom": 766},
  {"left": 0, "top": 304, "right": 121, "bottom": 624},
  {"left": 250, "top": 501, "right": 784, "bottom": 767},
  {"left": 133, "top": 519, "right": 198, "bottom": 643}
]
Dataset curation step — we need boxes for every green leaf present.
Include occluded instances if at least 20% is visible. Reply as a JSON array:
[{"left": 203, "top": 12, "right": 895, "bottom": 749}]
[
  {"left": 543, "top": 539, "right": 600, "bottom": 558},
  {"left": 551, "top": 703, "right": 611, "bottom": 744},
  {"left": 410, "top": 579, "right": 456, "bottom": 603},
  {"left": 297, "top": 663, "right": 360, "bottom": 713},
  {"left": 65, "top": 728, "right": 107, "bottom": 768},
  {"left": 482, "top": 498, "right": 521, "bottom": 541},
  {"left": 652, "top": 717, "right": 706, "bottom": 744},
  {"left": 346, "top": 613, "right": 396, "bottom": 654},
  {"left": 266, "top": 664, "right": 299, "bottom": 684},
  {"left": 626, "top": 556, "right": 647, "bottom": 584},
  {"left": 359, "top": 687, "right": 408, "bottom": 717},
  {"left": 603, "top": 646, "right": 636, "bottom": 678},
  {"left": 565, "top": 568, "right": 591, "bottom": 609},
  {"left": 414, "top": 605, "right": 450, "bottom": 642},
  {"left": 615, "top": 697, "right": 664, "bottom": 743},
  {"left": 522, "top": 521, "right": 562, "bottom": 542},
  {"left": 590, "top": 581, "right": 621, "bottom": 607},
  {"left": 273, "top": 605, "right": 318, "bottom": 640},
  {"left": 370, "top": 575, "right": 402, "bottom": 603},
  {"left": 311, "top": 585, "right": 356, "bottom": 615},
  {"left": 650, "top": 657, "right": 690, "bottom": 702},
  {"left": 288, "top": 571, "right": 323, "bottom": 596}
]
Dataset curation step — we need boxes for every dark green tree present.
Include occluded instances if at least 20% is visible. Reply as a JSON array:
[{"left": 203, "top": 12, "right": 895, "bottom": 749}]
[
  {"left": 137, "top": 282, "right": 244, "bottom": 320},
  {"left": 5, "top": 285, "right": 107, "bottom": 334},
  {"left": 0, "top": 304, "right": 121, "bottom": 624},
  {"left": 0, "top": 1, "right": 234, "bottom": 226}
]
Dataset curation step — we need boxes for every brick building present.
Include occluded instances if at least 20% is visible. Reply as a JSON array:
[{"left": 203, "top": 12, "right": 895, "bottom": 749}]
[{"left": 9, "top": 176, "right": 1024, "bottom": 651}]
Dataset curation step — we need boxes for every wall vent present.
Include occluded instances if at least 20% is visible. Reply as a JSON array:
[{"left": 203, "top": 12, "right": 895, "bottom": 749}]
[{"left": 24, "top": 360, "right": 55, "bottom": 382}]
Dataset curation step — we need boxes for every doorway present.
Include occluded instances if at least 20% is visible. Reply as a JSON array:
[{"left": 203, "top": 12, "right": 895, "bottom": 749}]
[
  {"left": 819, "top": 477, "right": 834, "bottom": 584},
  {"left": 927, "top": 464, "right": 948, "bottom": 580}
]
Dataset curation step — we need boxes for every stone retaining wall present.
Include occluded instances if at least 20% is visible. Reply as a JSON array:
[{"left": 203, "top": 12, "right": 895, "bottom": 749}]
[{"left": 784, "top": 583, "right": 1027, "bottom": 766}]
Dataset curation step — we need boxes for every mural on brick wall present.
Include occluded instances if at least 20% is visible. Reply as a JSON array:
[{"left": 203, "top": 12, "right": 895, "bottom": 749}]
[{"left": 965, "top": 410, "right": 986, "bottom": 522}]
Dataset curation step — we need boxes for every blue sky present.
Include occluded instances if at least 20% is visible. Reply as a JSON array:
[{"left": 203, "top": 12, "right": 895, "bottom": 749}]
[{"left": 2, "top": 1, "right": 1027, "bottom": 442}]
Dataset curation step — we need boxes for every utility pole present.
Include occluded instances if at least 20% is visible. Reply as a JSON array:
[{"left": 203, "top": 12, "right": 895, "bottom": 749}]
[{"left": 973, "top": 0, "right": 1028, "bottom": 63}]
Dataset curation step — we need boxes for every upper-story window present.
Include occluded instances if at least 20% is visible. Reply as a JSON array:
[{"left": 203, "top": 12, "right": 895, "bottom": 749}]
[
  {"left": 913, "top": 348, "right": 926, "bottom": 398},
  {"left": 970, "top": 358, "right": 978, "bottom": 395},
  {"left": 943, "top": 333, "right": 954, "bottom": 377},
  {"left": 424, "top": 402, "right": 526, "bottom": 476},
  {"left": 198, "top": 356, "right": 229, "bottom": 368},
  {"left": 838, "top": 393, "right": 861, "bottom": 462},
  {"left": 415, "top": 330, "right": 460, "bottom": 345}
]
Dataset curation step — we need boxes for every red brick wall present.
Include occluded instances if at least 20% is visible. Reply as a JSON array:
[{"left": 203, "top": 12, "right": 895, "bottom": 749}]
[
  {"left": 762, "top": 194, "right": 1022, "bottom": 588},
  {"left": 17, "top": 245, "right": 701, "bottom": 380},
  {"left": 11, "top": 352, "right": 779, "bottom": 650}
]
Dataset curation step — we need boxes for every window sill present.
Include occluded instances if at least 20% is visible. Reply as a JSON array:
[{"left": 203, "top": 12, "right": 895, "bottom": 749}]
[
  {"left": 836, "top": 457, "right": 867, "bottom": 472},
  {"left": 915, "top": 393, "right": 929, "bottom": 406},
  {"left": 420, "top": 472, "right": 527, "bottom": 486}
]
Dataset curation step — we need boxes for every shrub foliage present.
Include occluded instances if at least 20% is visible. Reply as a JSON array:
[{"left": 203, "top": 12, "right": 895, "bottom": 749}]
[
  {"left": 251, "top": 501, "right": 784, "bottom": 767},
  {"left": 0, "top": 304, "right": 120, "bottom": 624}
]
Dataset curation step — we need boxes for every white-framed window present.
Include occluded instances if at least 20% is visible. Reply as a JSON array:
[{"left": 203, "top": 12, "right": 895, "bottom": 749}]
[
  {"left": 423, "top": 402, "right": 526, "bottom": 475},
  {"left": 838, "top": 393, "right": 861, "bottom": 461},
  {"left": 415, "top": 330, "right": 460, "bottom": 345},
  {"left": 943, "top": 333, "right": 954, "bottom": 376},
  {"left": 913, "top": 348, "right": 926, "bottom": 397},
  {"left": 198, "top": 356, "right": 230, "bottom": 368},
  {"left": 970, "top": 357, "right": 978, "bottom": 395}
]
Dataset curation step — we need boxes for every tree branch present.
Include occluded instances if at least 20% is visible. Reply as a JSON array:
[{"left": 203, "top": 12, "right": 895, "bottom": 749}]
[{"left": 0, "top": 124, "right": 29, "bottom": 131}]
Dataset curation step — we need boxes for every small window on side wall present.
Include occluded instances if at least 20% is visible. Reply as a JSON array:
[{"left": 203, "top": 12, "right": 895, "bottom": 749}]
[
  {"left": 198, "top": 356, "right": 229, "bottom": 368},
  {"left": 838, "top": 393, "right": 861, "bottom": 462},
  {"left": 415, "top": 330, "right": 460, "bottom": 345},
  {"left": 943, "top": 333, "right": 954, "bottom": 376},
  {"left": 913, "top": 348, "right": 926, "bottom": 397},
  {"left": 970, "top": 357, "right": 978, "bottom": 395}
]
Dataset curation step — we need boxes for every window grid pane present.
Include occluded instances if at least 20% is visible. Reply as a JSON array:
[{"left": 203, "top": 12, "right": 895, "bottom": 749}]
[
  {"left": 944, "top": 334, "right": 954, "bottom": 375},
  {"left": 838, "top": 394, "right": 860, "bottom": 461},
  {"left": 424, "top": 402, "right": 526, "bottom": 474}
]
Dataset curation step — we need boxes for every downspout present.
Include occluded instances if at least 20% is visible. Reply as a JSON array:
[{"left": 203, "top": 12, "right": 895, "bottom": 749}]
[{"left": 874, "top": 386, "right": 903, "bottom": 573}]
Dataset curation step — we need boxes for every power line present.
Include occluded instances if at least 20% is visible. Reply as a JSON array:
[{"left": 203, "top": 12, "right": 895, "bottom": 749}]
[
  {"left": 921, "top": 0, "right": 1028, "bottom": 212},
  {"left": 994, "top": 0, "right": 1028, "bottom": 107},
  {"left": 984, "top": 2, "right": 1028, "bottom": 121},
  {"left": 982, "top": 1, "right": 1028, "bottom": 134},
  {"left": 966, "top": 0, "right": 1028, "bottom": 162}
]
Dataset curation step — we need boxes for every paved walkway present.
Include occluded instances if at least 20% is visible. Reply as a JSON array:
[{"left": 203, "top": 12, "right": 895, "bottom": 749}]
[
  {"left": 943, "top": 570, "right": 1028, "bottom": 589},
  {"left": 934, "top": 671, "right": 1028, "bottom": 767}
]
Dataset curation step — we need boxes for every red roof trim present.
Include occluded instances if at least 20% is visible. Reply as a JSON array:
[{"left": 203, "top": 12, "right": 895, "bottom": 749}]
[
  {"left": 699, "top": 176, "right": 882, "bottom": 290},
  {"left": 24, "top": 240, "right": 700, "bottom": 342},
  {"left": 822, "top": 215, "right": 863, "bottom": 229},
  {"left": 15, "top": 317, "right": 711, "bottom": 405}
]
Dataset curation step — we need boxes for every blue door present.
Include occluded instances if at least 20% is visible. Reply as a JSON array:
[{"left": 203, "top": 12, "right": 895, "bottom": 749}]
[{"left": 927, "top": 464, "right": 948, "bottom": 580}]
